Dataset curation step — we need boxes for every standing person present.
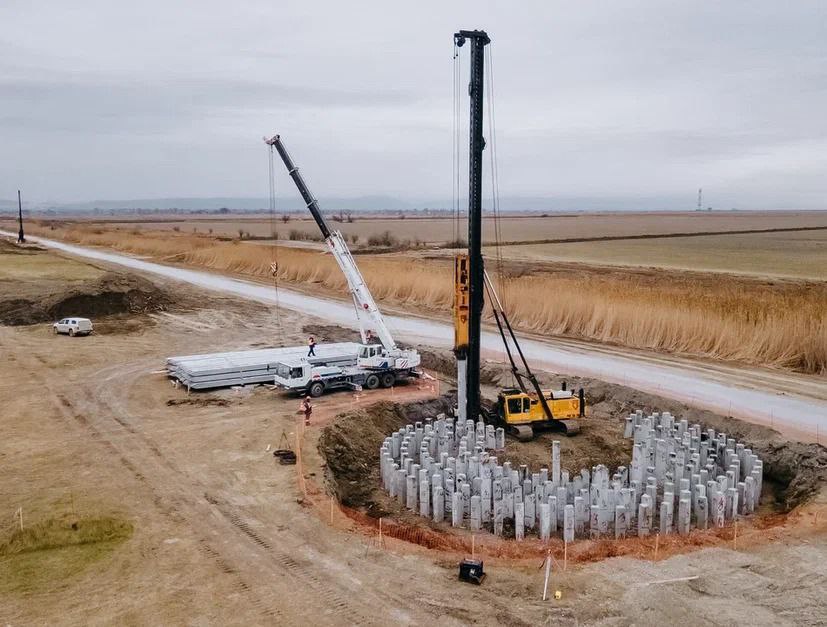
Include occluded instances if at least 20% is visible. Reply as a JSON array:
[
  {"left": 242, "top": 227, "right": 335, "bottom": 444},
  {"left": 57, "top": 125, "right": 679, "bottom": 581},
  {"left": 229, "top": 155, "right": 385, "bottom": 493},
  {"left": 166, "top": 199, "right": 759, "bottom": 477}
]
[
  {"left": 300, "top": 396, "right": 312, "bottom": 426},
  {"left": 307, "top": 335, "right": 316, "bottom": 357}
]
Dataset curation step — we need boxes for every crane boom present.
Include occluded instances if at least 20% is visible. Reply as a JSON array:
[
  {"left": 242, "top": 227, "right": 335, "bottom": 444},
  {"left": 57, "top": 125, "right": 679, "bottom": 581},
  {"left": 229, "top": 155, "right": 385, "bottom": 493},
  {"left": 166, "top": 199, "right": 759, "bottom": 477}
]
[{"left": 264, "top": 134, "right": 398, "bottom": 352}]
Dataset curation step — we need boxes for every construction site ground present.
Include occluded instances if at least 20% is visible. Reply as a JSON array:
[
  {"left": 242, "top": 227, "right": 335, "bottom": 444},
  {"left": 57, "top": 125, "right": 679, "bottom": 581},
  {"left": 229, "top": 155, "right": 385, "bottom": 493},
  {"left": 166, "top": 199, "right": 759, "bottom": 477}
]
[{"left": 2, "top": 243, "right": 827, "bottom": 625}]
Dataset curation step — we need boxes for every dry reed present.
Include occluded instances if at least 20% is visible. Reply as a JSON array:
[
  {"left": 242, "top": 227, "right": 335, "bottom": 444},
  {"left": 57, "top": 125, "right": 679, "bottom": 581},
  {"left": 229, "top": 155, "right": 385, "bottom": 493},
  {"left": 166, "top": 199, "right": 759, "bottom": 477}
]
[{"left": 28, "top": 222, "right": 827, "bottom": 375}]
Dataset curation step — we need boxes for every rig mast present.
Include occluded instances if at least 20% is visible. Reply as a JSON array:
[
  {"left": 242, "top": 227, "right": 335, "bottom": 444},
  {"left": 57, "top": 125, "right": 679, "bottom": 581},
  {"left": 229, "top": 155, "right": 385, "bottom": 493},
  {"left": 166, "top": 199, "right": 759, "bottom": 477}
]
[{"left": 454, "top": 28, "right": 490, "bottom": 422}]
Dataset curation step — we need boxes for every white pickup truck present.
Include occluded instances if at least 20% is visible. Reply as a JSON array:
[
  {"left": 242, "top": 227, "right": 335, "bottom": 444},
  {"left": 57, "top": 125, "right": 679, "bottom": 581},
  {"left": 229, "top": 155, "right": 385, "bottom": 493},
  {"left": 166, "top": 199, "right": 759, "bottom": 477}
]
[{"left": 53, "top": 317, "right": 93, "bottom": 336}]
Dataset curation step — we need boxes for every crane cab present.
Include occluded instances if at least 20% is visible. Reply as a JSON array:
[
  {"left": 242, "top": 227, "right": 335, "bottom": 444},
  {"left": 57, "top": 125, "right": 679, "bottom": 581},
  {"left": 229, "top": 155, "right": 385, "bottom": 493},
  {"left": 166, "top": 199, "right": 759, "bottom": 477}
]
[
  {"left": 357, "top": 344, "right": 421, "bottom": 370},
  {"left": 357, "top": 344, "right": 388, "bottom": 368}
]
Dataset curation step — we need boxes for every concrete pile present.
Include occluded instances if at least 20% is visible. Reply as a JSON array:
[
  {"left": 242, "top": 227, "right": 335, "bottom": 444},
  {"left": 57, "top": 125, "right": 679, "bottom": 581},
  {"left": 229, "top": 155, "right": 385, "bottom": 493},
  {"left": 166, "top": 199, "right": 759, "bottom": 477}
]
[{"left": 378, "top": 410, "right": 763, "bottom": 542}]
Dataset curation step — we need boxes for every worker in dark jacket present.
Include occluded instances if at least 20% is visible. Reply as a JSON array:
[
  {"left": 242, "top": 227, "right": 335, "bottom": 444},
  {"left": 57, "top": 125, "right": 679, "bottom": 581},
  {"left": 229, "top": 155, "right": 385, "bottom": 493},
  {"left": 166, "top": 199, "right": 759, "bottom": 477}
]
[{"left": 308, "top": 336, "right": 316, "bottom": 357}]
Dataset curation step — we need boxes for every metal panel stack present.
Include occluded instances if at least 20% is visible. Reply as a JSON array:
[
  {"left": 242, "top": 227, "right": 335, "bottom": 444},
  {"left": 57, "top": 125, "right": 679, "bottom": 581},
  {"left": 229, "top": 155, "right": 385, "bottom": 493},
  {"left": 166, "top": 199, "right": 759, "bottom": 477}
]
[{"left": 166, "top": 342, "right": 362, "bottom": 390}]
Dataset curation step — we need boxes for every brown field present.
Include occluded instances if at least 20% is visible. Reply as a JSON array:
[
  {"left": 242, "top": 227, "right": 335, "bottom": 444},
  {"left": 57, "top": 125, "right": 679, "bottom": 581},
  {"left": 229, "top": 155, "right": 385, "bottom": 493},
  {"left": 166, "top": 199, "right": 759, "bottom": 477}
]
[
  {"left": 496, "top": 229, "right": 827, "bottom": 280},
  {"left": 9, "top": 220, "right": 827, "bottom": 375},
  {"left": 24, "top": 209, "right": 827, "bottom": 245}
]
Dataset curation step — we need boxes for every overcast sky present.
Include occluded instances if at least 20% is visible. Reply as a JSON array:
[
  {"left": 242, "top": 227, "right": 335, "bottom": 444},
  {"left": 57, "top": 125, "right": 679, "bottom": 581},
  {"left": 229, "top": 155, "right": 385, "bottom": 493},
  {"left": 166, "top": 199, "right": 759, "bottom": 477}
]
[{"left": 1, "top": 1, "right": 826, "bottom": 209}]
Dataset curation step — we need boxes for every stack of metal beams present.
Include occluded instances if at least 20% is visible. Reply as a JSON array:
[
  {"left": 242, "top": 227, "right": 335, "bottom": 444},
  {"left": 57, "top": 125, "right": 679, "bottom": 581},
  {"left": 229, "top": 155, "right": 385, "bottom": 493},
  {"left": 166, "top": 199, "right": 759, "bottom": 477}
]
[{"left": 166, "top": 342, "right": 362, "bottom": 390}]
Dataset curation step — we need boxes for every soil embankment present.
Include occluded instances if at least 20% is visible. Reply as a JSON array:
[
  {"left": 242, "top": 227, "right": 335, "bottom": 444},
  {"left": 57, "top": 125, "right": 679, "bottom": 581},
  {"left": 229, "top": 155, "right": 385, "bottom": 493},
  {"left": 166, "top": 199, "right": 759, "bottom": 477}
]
[
  {"left": 0, "top": 273, "right": 172, "bottom": 326},
  {"left": 319, "top": 396, "right": 454, "bottom": 511},
  {"left": 0, "top": 239, "right": 174, "bottom": 326}
]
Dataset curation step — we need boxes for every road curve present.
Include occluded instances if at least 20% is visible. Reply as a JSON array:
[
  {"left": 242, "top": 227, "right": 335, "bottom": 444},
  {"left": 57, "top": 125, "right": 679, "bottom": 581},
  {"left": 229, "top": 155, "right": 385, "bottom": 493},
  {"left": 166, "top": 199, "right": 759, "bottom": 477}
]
[{"left": 6, "top": 231, "right": 826, "bottom": 442}]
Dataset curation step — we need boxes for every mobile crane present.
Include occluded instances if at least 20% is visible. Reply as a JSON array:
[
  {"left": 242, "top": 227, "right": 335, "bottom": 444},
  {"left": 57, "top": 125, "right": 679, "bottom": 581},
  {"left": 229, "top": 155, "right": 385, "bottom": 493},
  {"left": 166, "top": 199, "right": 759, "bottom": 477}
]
[{"left": 264, "top": 134, "right": 421, "bottom": 397}]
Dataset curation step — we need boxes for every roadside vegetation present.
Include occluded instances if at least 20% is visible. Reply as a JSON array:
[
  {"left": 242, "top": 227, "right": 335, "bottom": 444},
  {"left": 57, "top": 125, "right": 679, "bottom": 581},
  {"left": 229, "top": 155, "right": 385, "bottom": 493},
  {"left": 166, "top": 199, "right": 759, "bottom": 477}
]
[
  {"left": 15, "top": 222, "right": 827, "bottom": 375},
  {"left": 0, "top": 514, "right": 133, "bottom": 594}
]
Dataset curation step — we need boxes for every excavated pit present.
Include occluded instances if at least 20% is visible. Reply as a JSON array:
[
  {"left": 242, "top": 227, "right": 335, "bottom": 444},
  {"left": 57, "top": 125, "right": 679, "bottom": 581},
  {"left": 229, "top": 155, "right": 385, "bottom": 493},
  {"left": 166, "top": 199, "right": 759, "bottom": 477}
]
[
  {"left": 422, "top": 348, "right": 827, "bottom": 511},
  {"left": 320, "top": 348, "right": 826, "bottom": 534}
]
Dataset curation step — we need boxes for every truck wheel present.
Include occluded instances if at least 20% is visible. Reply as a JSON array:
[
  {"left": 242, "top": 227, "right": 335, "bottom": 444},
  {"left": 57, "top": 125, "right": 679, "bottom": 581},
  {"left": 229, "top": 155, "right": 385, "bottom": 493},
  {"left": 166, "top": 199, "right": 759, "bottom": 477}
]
[
  {"left": 365, "top": 374, "right": 380, "bottom": 389},
  {"left": 308, "top": 382, "right": 325, "bottom": 398},
  {"left": 53, "top": 327, "right": 59, "bottom": 335},
  {"left": 68, "top": 328, "right": 75, "bottom": 337},
  {"left": 380, "top": 372, "right": 395, "bottom": 388}
]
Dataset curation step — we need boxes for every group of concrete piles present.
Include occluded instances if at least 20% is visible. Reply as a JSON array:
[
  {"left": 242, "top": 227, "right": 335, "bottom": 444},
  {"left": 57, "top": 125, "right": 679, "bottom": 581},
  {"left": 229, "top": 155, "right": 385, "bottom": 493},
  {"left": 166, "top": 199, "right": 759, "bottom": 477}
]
[
  {"left": 378, "top": 410, "right": 763, "bottom": 542},
  {"left": 379, "top": 415, "right": 583, "bottom": 542},
  {"left": 623, "top": 410, "right": 763, "bottom": 536}
]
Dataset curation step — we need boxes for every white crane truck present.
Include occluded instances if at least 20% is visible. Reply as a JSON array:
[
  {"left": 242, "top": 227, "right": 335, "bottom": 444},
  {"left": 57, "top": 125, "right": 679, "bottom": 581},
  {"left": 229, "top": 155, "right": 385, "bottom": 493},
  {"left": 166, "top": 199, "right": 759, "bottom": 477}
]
[{"left": 264, "top": 134, "right": 421, "bottom": 397}]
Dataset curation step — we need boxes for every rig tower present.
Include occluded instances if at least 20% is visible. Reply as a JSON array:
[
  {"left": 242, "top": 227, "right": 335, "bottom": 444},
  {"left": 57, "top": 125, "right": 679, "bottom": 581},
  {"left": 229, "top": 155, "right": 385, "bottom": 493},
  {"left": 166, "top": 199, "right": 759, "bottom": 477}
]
[{"left": 454, "top": 28, "right": 490, "bottom": 423}]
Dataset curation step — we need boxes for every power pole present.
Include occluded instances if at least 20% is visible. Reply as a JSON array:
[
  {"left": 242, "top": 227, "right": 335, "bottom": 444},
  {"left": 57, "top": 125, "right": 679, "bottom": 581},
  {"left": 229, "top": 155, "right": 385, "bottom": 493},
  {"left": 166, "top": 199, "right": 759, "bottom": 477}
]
[
  {"left": 454, "top": 29, "right": 490, "bottom": 422},
  {"left": 17, "top": 190, "right": 25, "bottom": 243}
]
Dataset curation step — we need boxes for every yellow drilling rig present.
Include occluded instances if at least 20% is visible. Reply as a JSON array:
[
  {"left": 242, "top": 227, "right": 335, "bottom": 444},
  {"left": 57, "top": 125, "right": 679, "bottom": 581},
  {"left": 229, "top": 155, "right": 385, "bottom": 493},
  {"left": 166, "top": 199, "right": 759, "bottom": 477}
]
[{"left": 451, "top": 29, "right": 584, "bottom": 441}]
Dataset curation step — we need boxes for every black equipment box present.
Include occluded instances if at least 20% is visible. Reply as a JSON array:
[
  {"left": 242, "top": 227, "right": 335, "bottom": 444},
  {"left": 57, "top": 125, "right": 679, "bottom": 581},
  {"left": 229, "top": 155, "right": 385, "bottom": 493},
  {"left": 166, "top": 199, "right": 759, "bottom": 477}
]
[{"left": 458, "top": 559, "right": 485, "bottom": 584}]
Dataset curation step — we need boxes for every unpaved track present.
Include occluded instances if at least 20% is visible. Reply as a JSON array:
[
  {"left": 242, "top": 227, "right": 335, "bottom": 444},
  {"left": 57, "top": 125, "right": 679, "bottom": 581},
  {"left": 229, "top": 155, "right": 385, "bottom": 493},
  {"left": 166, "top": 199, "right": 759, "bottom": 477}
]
[
  {"left": 3, "top": 231, "right": 825, "bottom": 442},
  {"left": 0, "top": 315, "right": 468, "bottom": 624},
  {"left": 1, "top": 303, "right": 538, "bottom": 625}
]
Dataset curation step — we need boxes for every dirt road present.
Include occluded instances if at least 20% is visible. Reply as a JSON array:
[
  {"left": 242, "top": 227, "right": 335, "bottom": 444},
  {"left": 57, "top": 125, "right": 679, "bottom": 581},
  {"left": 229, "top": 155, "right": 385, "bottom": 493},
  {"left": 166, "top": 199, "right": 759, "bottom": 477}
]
[{"left": 5, "top": 230, "right": 825, "bottom": 443}]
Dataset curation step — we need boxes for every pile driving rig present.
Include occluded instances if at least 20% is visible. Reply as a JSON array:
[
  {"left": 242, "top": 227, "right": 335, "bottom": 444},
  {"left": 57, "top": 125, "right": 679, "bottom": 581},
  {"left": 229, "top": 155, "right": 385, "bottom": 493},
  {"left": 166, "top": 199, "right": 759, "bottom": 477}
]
[{"left": 452, "top": 29, "right": 584, "bottom": 438}]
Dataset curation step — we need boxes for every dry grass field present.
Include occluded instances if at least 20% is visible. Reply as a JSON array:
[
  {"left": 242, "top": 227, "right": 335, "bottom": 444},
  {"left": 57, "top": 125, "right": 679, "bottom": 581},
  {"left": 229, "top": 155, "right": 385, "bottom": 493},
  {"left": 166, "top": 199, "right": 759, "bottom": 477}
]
[
  {"left": 8, "top": 219, "right": 826, "bottom": 376},
  {"left": 31, "top": 210, "right": 827, "bottom": 245},
  {"left": 497, "top": 229, "right": 827, "bottom": 280},
  {"left": 0, "top": 241, "right": 105, "bottom": 283}
]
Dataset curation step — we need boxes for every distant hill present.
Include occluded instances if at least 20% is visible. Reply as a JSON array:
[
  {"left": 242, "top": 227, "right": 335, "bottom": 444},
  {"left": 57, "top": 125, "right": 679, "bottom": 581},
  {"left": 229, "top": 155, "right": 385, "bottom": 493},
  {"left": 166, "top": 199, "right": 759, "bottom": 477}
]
[
  {"left": 36, "top": 196, "right": 417, "bottom": 213},
  {"left": 5, "top": 193, "right": 740, "bottom": 214}
]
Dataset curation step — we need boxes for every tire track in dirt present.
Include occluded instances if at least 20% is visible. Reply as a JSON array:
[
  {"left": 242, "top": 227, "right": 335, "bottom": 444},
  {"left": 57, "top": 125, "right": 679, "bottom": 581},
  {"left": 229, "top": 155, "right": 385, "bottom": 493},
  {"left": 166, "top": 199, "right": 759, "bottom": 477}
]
[
  {"left": 83, "top": 359, "right": 385, "bottom": 625},
  {"left": 13, "top": 348, "right": 291, "bottom": 622}
]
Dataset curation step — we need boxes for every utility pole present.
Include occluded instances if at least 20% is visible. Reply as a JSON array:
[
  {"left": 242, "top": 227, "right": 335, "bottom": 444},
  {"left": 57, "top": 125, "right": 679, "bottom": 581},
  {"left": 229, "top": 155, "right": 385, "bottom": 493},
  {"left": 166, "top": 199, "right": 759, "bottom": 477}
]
[
  {"left": 454, "top": 29, "right": 490, "bottom": 422},
  {"left": 17, "top": 190, "right": 25, "bottom": 243}
]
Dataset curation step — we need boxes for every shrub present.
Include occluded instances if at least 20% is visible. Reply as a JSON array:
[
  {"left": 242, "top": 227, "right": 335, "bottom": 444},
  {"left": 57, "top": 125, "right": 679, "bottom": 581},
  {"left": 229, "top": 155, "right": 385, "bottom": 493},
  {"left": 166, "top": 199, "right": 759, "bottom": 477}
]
[{"left": 367, "top": 230, "right": 398, "bottom": 247}]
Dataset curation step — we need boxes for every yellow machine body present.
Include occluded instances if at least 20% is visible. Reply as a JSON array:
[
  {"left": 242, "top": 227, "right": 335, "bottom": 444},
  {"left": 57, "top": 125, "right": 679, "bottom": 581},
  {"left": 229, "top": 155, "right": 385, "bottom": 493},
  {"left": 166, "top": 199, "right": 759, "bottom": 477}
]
[
  {"left": 500, "top": 390, "right": 581, "bottom": 425},
  {"left": 453, "top": 254, "right": 470, "bottom": 352}
]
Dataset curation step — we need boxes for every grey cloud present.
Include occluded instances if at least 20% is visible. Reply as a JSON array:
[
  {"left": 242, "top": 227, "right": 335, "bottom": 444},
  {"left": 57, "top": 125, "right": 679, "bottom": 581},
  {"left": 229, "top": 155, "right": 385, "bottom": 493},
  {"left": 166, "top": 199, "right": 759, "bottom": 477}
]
[
  {"left": 0, "top": 1, "right": 825, "bottom": 208},
  {"left": 0, "top": 76, "right": 415, "bottom": 134}
]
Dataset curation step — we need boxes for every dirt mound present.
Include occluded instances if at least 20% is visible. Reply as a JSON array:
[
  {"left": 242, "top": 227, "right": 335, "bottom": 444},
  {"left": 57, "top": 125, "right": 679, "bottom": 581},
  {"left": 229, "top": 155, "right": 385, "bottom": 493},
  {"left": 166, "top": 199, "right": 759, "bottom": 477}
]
[
  {"left": 302, "top": 324, "right": 361, "bottom": 344},
  {"left": 166, "top": 397, "right": 230, "bottom": 408},
  {"left": 318, "top": 396, "right": 454, "bottom": 510},
  {"left": 0, "top": 273, "right": 172, "bottom": 326},
  {"left": 421, "top": 347, "right": 827, "bottom": 510}
]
